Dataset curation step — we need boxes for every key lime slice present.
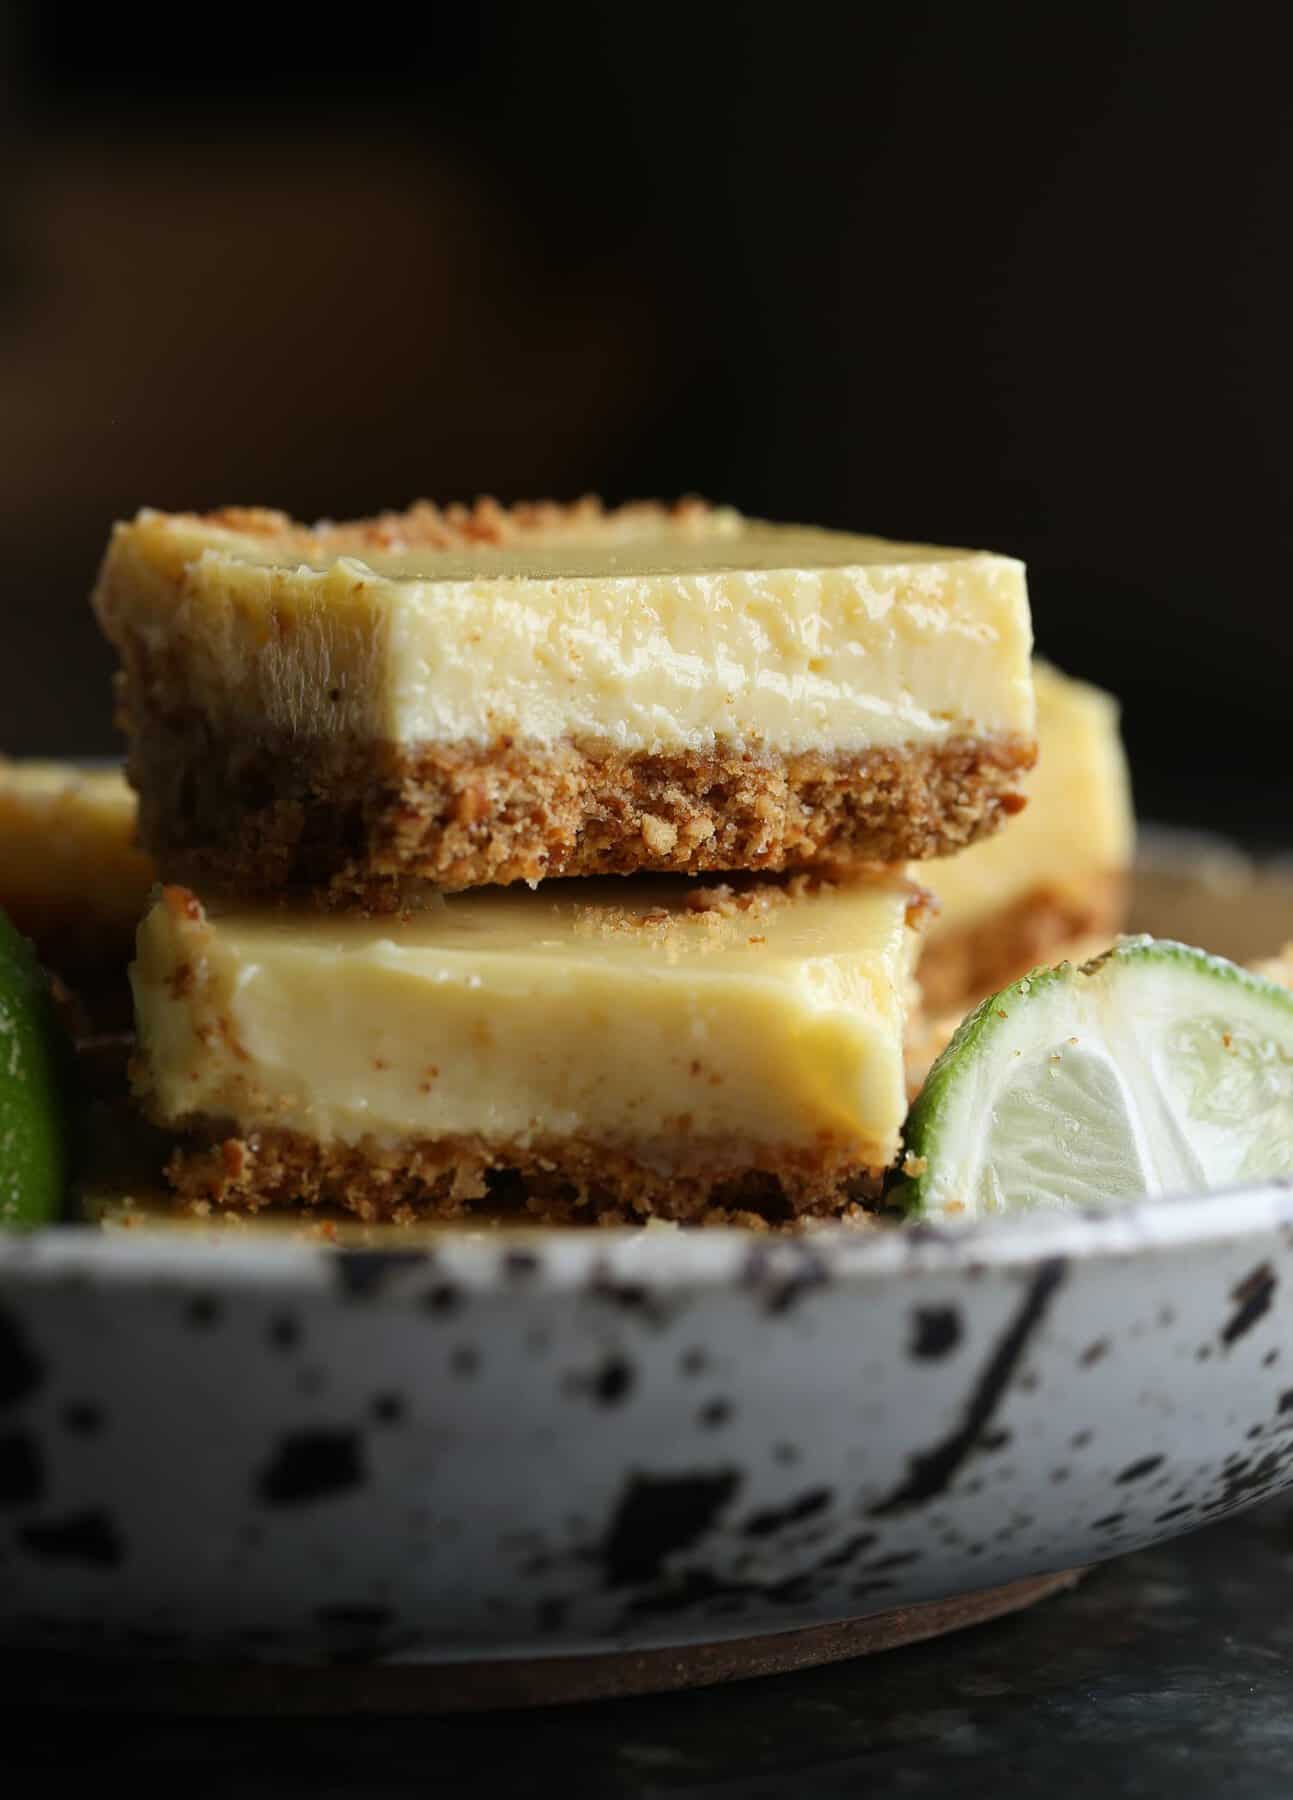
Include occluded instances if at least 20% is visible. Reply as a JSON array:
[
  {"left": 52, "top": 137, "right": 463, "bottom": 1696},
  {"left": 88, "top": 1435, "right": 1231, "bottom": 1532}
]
[
  {"left": 900, "top": 936, "right": 1293, "bottom": 1220},
  {"left": 0, "top": 908, "right": 73, "bottom": 1227}
]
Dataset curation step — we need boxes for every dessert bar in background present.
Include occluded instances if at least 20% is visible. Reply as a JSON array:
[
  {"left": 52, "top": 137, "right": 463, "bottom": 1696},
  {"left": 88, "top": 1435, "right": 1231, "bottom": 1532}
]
[
  {"left": 0, "top": 758, "right": 154, "bottom": 1027},
  {"left": 919, "top": 663, "right": 1134, "bottom": 1013},
  {"left": 93, "top": 499, "right": 1036, "bottom": 906},
  {"left": 0, "top": 759, "right": 151, "bottom": 977}
]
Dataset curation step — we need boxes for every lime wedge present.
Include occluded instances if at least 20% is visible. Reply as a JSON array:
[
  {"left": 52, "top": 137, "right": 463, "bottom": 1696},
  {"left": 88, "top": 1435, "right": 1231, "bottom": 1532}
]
[
  {"left": 0, "top": 908, "right": 73, "bottom": 1227},
  {"left": 900, "top": 936, "right": 1293, "bottom": 1220}
]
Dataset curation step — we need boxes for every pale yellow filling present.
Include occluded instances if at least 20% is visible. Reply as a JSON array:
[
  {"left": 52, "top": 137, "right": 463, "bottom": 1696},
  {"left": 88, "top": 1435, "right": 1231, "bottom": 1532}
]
[
  {"left": 95, "top": 508, "right": 1035, "bottom": 756},
  {"left": 923, "top": 663, "right": 1134, "bottom": 939},
  {"left": 132, "top": 874, "right": 923, "bottom": 1169}
]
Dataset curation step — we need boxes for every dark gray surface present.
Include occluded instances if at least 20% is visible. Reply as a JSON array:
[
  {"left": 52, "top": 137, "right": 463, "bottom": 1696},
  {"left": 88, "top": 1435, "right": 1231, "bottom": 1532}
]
[{"left": 7, "top": 1501, "right": 1293, "bottom": 1796}]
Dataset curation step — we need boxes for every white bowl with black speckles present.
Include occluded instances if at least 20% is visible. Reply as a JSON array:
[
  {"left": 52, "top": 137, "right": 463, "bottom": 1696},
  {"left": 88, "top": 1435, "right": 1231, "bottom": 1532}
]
[
  {"left": 0, "top": 841, "right": 1291, "bottom": 1680},
  {"left": 3, "top": 1188, "right": 1293, "bottom": 1672}
]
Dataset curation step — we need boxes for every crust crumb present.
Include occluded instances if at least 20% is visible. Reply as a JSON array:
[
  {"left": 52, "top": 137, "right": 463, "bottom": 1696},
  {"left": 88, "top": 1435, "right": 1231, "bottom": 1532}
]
[
  {"left": 192, "top": 495, "right": 726, "bottom": 556},
  {"left": 162, "top": 885, "right": 203, "bottom": 923}
]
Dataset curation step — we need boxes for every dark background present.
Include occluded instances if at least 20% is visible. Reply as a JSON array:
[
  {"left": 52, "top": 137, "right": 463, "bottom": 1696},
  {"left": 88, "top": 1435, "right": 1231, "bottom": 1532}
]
[{"left": 2, "top": 3, "right": 1289, "bottom": 838}]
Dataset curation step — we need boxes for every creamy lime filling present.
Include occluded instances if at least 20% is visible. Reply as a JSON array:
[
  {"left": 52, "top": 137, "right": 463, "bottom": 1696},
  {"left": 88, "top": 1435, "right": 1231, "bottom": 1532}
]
[
  {"left": 132, "top": 875, "right": 923, "bottom": 1168},
  {"left": 99, "top": 512, "right": 1034, "bottom": 754}
]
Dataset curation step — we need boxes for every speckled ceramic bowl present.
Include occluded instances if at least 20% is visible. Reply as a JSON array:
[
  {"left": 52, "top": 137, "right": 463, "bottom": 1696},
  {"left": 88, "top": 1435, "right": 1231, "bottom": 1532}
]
[{"left": 0, "top": 843, "right": 1290, "bottom": 1699}]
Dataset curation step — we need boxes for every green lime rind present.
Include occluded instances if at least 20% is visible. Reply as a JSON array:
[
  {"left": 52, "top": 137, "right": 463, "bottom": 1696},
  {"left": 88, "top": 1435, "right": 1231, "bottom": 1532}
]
[
  {"left": 0, "top": 908, "right": 75, "bottom": 1228},
  {"left": 897, "top": 935, "right": 1293, "bottom": 1221},
  {"left": 898, "top": 957, "right": 1074, "bottom": 1215}
]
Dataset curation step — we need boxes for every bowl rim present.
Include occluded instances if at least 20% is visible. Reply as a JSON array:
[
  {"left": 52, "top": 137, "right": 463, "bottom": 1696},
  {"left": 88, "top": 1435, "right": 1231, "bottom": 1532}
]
[{"left": 2, "top": 1179, "right": 1291, "bottom": 1298}]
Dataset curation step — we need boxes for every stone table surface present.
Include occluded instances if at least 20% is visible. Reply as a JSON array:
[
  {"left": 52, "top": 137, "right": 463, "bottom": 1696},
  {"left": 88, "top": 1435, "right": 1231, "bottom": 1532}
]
[{"left": 7, "top": 1500, "right": 1293, "bottom": 1797}]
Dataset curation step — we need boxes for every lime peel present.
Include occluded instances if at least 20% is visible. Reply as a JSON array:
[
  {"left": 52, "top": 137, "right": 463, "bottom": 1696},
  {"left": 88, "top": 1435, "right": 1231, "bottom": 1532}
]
[
  {"left": 0, "top": 908, "right": 74, "bottom": 1228},
  {"left": 899, "top": 936, "right": 1293, "bottom": 1220}
]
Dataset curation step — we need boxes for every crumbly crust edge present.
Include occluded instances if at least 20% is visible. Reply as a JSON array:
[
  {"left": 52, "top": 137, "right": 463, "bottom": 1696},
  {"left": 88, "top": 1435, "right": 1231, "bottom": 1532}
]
[
  {"left": 121, "top": 715, "right": 1036, "bottom": 905},
  {"left": 160, "top": 1123, "right": 889, "bottom": 1228},
  {"left": 916, "top": 873, "right": 1129, "bottom": 1017}
]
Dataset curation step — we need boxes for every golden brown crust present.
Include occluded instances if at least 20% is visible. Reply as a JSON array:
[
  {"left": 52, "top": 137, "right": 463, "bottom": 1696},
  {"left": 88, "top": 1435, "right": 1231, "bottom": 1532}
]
[
  {"left": 123, "top": 715, "right": 1035, "bottom": 906},
  {"left": 916, "top": 874, "right": 1128, "bottom": 1017},
  {"left": 161, "top": 1123, "right": 888, "bottom": 1227},
  {"left": 175, "top": 494, "right": 722, "bottom": 555}
]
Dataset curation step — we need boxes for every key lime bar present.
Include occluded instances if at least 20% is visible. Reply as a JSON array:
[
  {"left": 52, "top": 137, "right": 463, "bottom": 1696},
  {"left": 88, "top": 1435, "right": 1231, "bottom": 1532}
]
[
  {"left": 131, "top": 871, "right": 927, "bottom": 1225},
  {"left": 0, "top": 759, "right": 154, "bottom": 980},
  {"left": 94, "top": 498, "right": 1035, "bottom": 904},
  {"left": 917, "top": 664, "right": 1133, "bottom": 1014}
]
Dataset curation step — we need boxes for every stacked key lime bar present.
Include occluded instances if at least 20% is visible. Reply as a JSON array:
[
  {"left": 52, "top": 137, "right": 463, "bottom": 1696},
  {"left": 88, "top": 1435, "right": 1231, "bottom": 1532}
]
[{"left": 88, "top": 497, "right": 1065, "bottom": 1225}]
